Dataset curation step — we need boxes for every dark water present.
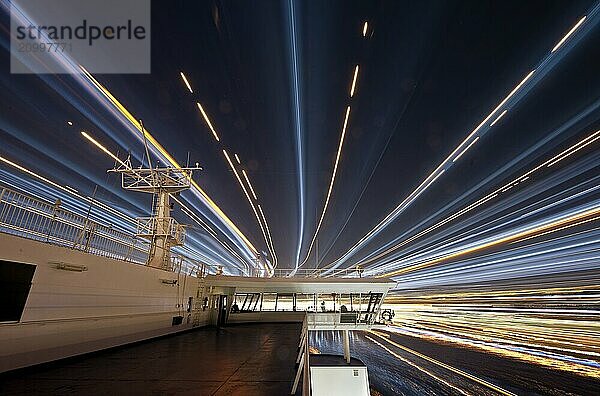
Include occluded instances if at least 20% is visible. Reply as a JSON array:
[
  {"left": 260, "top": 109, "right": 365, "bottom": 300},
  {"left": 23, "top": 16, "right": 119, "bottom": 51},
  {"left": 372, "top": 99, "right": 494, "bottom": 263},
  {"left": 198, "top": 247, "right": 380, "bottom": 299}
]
[{"left": 308, "top": 330, "right": 600, "bottom": 396}]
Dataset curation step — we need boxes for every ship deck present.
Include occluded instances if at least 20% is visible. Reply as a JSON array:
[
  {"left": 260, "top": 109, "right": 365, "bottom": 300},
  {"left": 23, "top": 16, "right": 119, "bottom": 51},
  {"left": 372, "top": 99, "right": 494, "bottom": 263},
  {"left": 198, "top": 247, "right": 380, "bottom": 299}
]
[{"left": 0, "top": 323, "right": 302, "bottom": 395}]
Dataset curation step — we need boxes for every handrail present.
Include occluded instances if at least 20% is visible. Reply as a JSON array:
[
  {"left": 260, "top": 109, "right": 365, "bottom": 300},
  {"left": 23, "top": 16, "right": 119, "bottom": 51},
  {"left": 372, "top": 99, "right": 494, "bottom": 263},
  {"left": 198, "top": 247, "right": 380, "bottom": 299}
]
[
  {"left": 292, "top": 314, "right": 311, "bottom": 396},
  {"left": 0, "top": 184, "right": 199, "bottom": 275},
  {"left": 272, "top": 267, "right": 363, "bottom": 278}
]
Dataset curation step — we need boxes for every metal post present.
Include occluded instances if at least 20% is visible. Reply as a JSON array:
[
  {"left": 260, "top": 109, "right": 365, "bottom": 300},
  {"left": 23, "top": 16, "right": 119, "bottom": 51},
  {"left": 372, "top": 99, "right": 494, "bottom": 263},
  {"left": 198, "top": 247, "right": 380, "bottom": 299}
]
[
  {"left": 303, "top": 333, "right": 310, "bottom": 396},
  {"left": 343, "top": 330, "right": 350, "bottom": 364},
  {"left": 291, "top": 351, "right": 304, "bottom": 395}
]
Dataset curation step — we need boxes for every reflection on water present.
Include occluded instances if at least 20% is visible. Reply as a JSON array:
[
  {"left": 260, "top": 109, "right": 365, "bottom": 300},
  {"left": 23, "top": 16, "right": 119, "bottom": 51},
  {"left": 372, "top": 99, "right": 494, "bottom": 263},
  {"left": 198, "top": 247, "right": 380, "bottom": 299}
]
[{"left": 309, "top": 330, "right": 463, "bottom": 396}]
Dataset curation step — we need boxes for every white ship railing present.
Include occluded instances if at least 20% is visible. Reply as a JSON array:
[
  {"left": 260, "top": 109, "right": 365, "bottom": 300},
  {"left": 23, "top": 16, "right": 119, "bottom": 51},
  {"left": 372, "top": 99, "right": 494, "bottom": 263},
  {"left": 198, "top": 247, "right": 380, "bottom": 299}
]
[
  {"left": 272, "top": 267, "right": 364, "bottom": 278},
  {"left": 0, "top": 185, "right": 149, "bottom": 264},
  {"left": 136, "top": 216, "right": 186, "bottom": 245}
]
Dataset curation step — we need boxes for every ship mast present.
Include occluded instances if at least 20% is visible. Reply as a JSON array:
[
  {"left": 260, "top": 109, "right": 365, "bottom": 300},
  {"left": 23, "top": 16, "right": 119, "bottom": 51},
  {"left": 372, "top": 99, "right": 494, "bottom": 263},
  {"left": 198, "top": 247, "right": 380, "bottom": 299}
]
[{"left": 109, "top": 120, "right": 200, "bottom": 270}]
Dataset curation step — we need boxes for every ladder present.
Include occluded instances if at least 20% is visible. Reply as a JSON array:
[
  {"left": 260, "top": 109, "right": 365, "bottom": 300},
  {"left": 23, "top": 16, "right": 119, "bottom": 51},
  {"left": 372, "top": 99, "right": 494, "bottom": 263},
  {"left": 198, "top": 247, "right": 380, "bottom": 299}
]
[{"left": 192, "top": 278, "right": 206, "bottom": 327}]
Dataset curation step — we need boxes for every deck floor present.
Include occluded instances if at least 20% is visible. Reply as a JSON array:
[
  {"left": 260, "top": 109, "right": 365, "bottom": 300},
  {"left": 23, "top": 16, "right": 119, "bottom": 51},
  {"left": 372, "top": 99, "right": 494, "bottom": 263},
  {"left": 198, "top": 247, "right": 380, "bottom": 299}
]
[{"left": 0, "top": 323, "right": 302, "bottom": 395}]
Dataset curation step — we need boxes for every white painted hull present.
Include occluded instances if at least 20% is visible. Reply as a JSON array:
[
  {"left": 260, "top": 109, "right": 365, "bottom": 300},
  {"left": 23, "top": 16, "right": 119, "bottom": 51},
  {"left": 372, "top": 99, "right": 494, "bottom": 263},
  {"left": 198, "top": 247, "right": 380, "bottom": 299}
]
[{"left": 0, "top": 233, "right": 209, "bottom": 373}]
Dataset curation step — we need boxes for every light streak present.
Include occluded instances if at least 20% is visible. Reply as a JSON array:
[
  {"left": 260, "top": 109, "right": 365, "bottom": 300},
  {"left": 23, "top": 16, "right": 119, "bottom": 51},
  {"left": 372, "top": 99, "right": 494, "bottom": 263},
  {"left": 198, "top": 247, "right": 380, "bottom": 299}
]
[
  {"left": 0, "top": 155, "right": 69, "bottom": 195},
  {"left": 175, "top": 71, "right": 275, "bottom": 271},
  {"left": 0, "top": 154, "right": 137, "bottom": 230},
  {"left": 299, "top": 106, "right": 351, "bottom": 268},
  {"left": 81, "top": 131, "right": 127, "bottom": 166},
  {"left": 321, "top": 67, "right": 537, "bottom": 274},
  {"left": 79, "top": 132, "right": 249, "bottom": 271},
  {"left": 552, "top": 16, "right": 587, "bottom": 52},
  {"left": 258, "top": 203, "right": 277, "bottom": 267},
  {"left": 338, "top": 124, "right": 600, "bottom": 276},
  {"left": 242, "top": 169, "right": 258, "bottom": 200},
  {"left": 364, "top": 336, "right": 471, "bottom": 395},
  {"left": 384, "top": 285, "right": 600, "bottom": 378},
  {"left": 368, "top": 331, "right": 517, "bottom": 395},
  {"left": 350, "top": 65, "right": 359, "bottom": 97},
  {"left": 196, "top": 102, "right": 220, "bottom": 142},
  {"left": 490, "top": 109, "right": 508, "bottom": 126},
  {"left": 287, "top": 0, "right": 306, "bottom": 269},
  {"left": 376, "top": 181, "right": 600, "bottom": 282},
  {"left": 452, "top": 137, "right": 480, "bottom": 163},
  {"left": 379, "top": 206, "right": 600, "bottom": 277},
  {"left": 362, "top": 21, "right": 368, "bottom": 37},
  {"left": 79, "top": 67, "right": 258, "bottom": 257},
  {"left": 67, "top": 121, "right": 73, "bottom": 126},
  {"left": 64, "top": 185, "right": 78, "bottom": 194},
  {"left": 180, "top": 71, "right": 193, "bottom": 93},
  {"left": 223, "top": 149, "right": 273, "bottom": 275},
  {"left": 546, "top": 129, "right": 600, "bottom": 167}
]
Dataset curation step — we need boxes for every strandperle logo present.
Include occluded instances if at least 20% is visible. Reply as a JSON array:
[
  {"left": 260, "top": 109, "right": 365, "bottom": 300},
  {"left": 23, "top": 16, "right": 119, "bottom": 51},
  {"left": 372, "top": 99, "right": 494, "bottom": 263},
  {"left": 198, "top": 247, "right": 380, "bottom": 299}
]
[
  {"left": 15, "top": 20, "right": 147, "bottom": 46},
  {"left": 10, "top": 0, "right": 151, "bottom": 74}
]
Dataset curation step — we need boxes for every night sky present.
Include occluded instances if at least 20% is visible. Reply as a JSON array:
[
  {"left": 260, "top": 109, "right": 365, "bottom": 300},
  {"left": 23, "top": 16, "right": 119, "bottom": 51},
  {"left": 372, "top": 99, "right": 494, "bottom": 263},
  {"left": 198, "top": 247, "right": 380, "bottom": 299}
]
[{"left": 1, "top": 0, "right": 598, "bottom": 276}]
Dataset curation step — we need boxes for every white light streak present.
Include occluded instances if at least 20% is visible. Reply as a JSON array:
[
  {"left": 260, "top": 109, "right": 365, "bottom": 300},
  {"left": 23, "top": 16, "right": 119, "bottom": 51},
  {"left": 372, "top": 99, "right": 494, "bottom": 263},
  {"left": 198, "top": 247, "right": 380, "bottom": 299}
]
[
  {"left": 490, "top": 109, "right": 508, "bottom": 127},
  {"left": 320, "top": 68, "right": 537, "bottom": 274},
  {"left": 258, "top": 203, "right": 277, "bottom": 267},
  {"left": 453, "top": 137, "right": 480, "bottom": 163},
  {"left": 64, "top": 185, "right": 78, "bottom": 194},
  {"left": 242, "top": 169, "right": 258, "bottom": 200},
  {"left": 551, "top": 16, "right": 587, "bottom": 53},
  {"left": 546, "top": 130, "right": 600, "bottom": 167}
]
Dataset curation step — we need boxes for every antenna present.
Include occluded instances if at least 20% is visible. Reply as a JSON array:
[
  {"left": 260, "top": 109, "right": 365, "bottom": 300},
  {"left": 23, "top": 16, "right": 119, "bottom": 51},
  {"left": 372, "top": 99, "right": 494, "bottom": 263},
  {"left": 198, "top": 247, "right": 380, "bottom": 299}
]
[{"left": 107, "top": 122, "right": 201, "bottom": 270}]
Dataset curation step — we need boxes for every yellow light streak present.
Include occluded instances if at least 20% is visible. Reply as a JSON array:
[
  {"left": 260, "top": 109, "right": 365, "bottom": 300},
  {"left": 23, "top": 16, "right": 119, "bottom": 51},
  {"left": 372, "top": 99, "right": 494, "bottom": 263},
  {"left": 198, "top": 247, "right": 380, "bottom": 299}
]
[
  {"left": 362, "top": 21, "right": 368, "bottom": 37},
  {"left": 197, "top": 102, "right": 220, "bottom": 142},
  {"left": 385, "top": 298, "right": 600, "bottom": 378},
  {"left": 81, "top": 131, "right": 127, "bottom": 166},
  {"left": 0, "top": 155, "right": 67, "bottom": 194},
  {"left": 350, "top": 65, "right": 359, "bottom": 97},
  {"left": 378, "top": 206, "right": 600, "bottom": 277},
  {"left": 300, "top": 106, "right": 351, "bottom": 267},
  {"left": 368, "top": 331, "right": 517, "bottom": 396},
  {"left": 79, "top": 66, "right": 257, "bottom": 254},
  {"left": 180, "top": 71, "right": 193, "bottom": 93},
  {"left": 345, "top": 128, "right": 600, "bottom": 272},
  {"left": 223, "top": 149, "right": 272, "bottom": 274},
  {"left": 365, "top": 335, "right": 471, "bottom": 395}
]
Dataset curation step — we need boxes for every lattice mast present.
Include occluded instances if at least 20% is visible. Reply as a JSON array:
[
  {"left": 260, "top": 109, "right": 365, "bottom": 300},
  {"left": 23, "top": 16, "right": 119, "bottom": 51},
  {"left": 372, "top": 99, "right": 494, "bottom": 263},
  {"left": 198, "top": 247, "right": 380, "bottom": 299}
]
[{"left": 109, "top": 120, "right": 200, "bottom": 270}]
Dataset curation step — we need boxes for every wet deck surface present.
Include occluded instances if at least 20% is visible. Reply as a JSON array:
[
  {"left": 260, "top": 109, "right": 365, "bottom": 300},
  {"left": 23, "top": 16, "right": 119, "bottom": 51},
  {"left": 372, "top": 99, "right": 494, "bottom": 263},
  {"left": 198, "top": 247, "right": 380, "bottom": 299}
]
[{"left": 1, "top": 323, "right": 302, "bottom": 395}]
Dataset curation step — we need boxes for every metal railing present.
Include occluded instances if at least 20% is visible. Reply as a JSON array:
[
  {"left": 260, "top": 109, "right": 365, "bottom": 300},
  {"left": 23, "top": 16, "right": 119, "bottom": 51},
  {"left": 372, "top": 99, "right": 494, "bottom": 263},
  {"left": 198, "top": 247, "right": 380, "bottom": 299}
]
[
  {"left": 0, "top": 185, "right": 150, "bottom": 264},
  {"left": 271, "top": 267, "right": 364, "bottom": 278},
  {"left": 135, "top": 216, "right": 186, "bottom": 245}
]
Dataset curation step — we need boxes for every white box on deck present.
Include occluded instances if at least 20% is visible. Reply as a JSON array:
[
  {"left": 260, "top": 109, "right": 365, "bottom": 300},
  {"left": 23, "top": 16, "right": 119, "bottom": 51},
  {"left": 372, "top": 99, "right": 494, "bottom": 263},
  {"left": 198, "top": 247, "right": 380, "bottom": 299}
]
[{"left": 310, "top": 366, "right": 370, "bottom": 396}]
